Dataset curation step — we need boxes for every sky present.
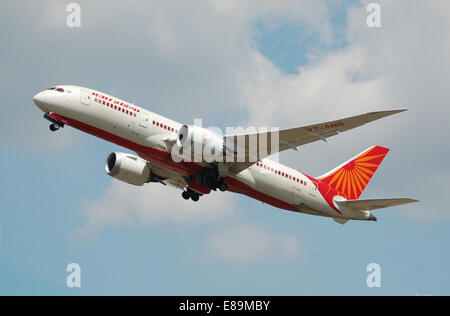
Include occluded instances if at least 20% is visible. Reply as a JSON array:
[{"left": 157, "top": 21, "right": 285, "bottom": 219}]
[{"left": 0, "top": 0, "right": 449, "bottom": 295}]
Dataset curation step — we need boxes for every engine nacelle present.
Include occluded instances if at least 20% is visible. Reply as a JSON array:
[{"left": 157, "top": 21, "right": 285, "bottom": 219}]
[
  {"left": 105, "top": 152, "right": 150, "bottom": 186},
  {"left": 176, "top": 125, "right": 228, "bottom": 162}
]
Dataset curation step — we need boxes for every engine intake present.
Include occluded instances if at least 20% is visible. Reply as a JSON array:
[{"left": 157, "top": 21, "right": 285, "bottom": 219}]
[{"left": 105, "top": 152, "right": 150, "bottom": 186}]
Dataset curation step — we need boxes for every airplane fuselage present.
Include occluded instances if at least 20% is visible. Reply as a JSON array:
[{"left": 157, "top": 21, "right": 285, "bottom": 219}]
[{"left": 32, "top": 85, "right": 377, "bottom": 222}]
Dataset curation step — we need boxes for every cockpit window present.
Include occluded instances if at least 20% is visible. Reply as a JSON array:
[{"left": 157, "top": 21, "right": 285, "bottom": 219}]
[{"left": 47, "top": 87, "right": 64, "bottom": 92}]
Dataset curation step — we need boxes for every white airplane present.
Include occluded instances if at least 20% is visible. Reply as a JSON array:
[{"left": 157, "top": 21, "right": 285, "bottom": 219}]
[{"left": 33, "top": 85, "right": 418, "bottom": 224}]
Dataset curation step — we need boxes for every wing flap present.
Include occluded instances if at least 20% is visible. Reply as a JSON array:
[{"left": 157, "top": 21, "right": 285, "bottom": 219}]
[{"left": 333, "top": 218, "right": 350, "bottom": 225}]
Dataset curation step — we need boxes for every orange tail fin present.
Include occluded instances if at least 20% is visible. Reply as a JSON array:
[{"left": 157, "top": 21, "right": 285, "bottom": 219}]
[{"left": 317, "top": 146, "right": 390, "bottom": 200}]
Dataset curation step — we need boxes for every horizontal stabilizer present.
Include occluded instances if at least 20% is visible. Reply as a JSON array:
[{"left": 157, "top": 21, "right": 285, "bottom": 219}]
[{"left": 335, "top": 198, "right": 419, "bottom": 211}]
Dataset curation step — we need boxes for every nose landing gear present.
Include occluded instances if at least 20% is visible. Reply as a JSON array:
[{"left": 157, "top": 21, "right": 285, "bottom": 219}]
[
  {"left": 49, "top": 123, "right": 60, "bottom": 132},
  {"left": 44, "top": 113, "right": 64, "bottom": 132}
]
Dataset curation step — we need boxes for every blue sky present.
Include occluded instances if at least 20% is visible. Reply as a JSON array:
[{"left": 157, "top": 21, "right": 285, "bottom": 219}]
[
  {"left": 1, "top": 0, "right": 449, "bottom": 295},
  {"left": 254, "top": 0, "right": 356, "bottom": 74}
]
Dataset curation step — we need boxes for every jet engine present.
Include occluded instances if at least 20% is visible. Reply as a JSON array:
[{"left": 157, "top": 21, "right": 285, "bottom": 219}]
[
  {"left": 105, "top": 152, "right": 151, "bottom": 186},
  {"left": 176, "top": 125, "right": 229, "bottom": 162}
]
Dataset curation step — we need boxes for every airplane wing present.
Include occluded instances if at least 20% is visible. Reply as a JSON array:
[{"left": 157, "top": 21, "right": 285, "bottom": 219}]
[
  {"left": 334, "top": 198, "right": 419, "bottom": 211},
  {"left": 224, "top": 109, "right": 407, "bottom": 174}
]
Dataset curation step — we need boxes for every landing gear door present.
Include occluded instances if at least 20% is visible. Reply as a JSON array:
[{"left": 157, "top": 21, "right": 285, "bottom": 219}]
[
  {"left": 80, "top": 89, "right": 91, "bottom": 106},
  {"left": 139, "top": 113, "right": 149, "bottom": 128}
]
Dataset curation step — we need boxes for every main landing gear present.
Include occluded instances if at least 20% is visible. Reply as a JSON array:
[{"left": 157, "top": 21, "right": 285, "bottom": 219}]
[
  {"left": 217, "top": 179, "right": 228, "bottom": 192},
  {"left": 182, "top": 189, "right": 201, "bottom": 202},
  {"left": 44, "top": 113, "right": 64, "bottom": 132},
  {"left": 195, "top": 167, "right": 228, "bottom": 192},
  {"left": 182, "top": 166, "right": 229, "bottom": 202}
]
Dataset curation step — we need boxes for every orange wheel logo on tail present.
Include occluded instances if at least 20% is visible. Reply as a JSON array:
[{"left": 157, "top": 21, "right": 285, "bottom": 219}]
[{"left": 319, "top": 146, "right": 389, "bottom": 200}]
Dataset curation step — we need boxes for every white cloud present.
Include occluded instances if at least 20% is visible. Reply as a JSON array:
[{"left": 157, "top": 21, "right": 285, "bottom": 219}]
[
  {"left": 393, "top": 172, "right": 450, "bottom": 222},
  {"left": 237, "top": 49, "right": 386, "bottom": 128},
  {"left": 203, "top": 223, "right": 302, "bottom": 264},
  {"left": 237, "top": 1, "right": 450, "bottom": 133},
  {"left": 76, "top": 180, "right": 234, "bottom": 238}
]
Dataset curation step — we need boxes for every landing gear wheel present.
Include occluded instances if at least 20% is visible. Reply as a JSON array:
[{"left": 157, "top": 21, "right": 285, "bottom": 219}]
[
  {"left": 49, "top": 123, "right": 60, "bottom": 132},
  {"left": 218, "top": 181, "right": 228, "bottom": 192},
  {"left": 191, "top": 194, "right": 200, "bottom": 202},
  {"left": 182, "top": 188, "right": 201, "bottom": 202},
  {"left": 182, "top": 191, "right": 190, "bottom": 200}
]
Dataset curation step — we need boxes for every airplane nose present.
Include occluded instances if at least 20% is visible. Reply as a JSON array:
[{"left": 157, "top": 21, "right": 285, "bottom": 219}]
[
  {"left": 33, "top": 91, "right": 50, "bottom": 112},
  {"left": 33, "top": 92, "right": 43, "bottom": 105}
]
